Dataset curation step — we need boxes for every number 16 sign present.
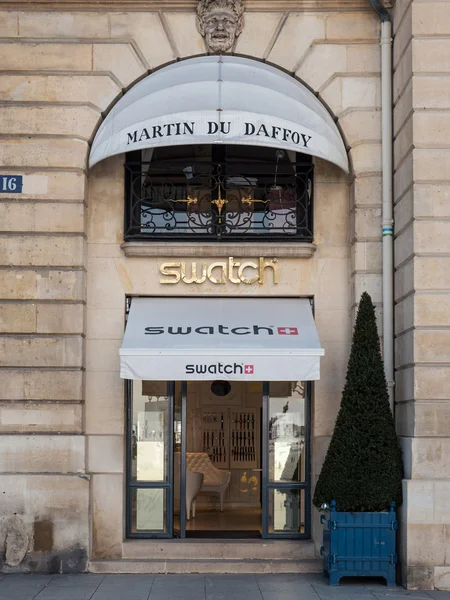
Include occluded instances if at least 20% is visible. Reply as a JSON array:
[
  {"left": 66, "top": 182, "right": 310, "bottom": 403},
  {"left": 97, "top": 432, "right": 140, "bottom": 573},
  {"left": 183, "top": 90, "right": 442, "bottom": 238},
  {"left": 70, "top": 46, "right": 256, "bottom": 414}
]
[{"left": 1, "top": 175, "right": 23, "bottom": 193}]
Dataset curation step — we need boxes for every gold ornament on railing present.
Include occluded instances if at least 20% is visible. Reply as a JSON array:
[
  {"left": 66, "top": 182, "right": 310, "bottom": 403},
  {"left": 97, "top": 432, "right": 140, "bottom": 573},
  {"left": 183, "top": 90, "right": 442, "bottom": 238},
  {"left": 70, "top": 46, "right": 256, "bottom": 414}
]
[
  {"left": 176, "top": 194, "right": 199, "bottom": 206},
  {"left": 211, "top": 184, "right": 228, "bottom": 216}
]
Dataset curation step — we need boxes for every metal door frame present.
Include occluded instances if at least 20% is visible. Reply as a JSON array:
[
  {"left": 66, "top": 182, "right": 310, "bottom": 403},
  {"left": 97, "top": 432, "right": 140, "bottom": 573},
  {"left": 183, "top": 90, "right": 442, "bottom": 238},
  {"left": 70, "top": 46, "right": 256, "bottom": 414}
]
[
  {"left": 261, "top": 381, "right": 312, "bottom": 539},
  {"left": 125, "top": 380, "right": 174, "bottom": 538},
  {"left": 174, "top": 381, "right": 187, "bottom": 538}
]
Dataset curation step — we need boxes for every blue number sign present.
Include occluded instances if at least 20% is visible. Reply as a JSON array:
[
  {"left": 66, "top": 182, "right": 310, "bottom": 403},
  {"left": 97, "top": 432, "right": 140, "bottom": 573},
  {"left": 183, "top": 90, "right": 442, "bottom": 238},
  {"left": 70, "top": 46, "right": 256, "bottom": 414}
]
[{"left": 0, "top": 175, "right": 23, "bottom": 193}]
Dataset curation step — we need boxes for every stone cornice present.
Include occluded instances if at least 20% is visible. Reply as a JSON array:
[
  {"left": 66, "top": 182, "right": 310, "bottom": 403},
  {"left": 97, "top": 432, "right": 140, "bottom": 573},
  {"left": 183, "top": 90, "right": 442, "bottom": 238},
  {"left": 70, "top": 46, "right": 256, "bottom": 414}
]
[
  {"left": 121, "top": 241, "right": 317, "bottom": 258},
  {"left": 0, "top": 0, "right": 393, "bottom": 11}
]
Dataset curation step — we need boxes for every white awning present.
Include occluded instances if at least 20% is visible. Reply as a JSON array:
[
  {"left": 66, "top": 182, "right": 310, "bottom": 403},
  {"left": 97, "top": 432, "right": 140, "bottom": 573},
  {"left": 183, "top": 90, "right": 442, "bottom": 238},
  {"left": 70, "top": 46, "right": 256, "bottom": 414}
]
[
  {"left": 90, "top": 55, "right": 349, "bottom": 173},
  {"left": 120, "top": 297, "right": 324, "bottom": 381}
]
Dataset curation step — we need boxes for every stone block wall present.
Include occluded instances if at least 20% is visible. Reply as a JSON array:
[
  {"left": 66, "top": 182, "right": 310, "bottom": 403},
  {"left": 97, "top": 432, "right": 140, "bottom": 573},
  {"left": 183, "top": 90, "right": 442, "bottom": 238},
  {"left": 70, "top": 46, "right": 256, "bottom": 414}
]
[
  {"left": 0, "top": 2, "right": 383, "bottom": 574},
  {"left": 393, "top": 0, "right": 450, "bottom": 590}
]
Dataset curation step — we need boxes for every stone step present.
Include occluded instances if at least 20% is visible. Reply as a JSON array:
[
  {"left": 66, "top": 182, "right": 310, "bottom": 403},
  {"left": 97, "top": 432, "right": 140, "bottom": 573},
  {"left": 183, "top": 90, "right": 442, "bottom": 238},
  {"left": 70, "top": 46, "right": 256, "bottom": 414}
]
[
  {"left": 89, "top": 558, "right": 323, "bottom": 575},
  {"left": 122, "top": 540, "right": 317, "bottom": 561}
]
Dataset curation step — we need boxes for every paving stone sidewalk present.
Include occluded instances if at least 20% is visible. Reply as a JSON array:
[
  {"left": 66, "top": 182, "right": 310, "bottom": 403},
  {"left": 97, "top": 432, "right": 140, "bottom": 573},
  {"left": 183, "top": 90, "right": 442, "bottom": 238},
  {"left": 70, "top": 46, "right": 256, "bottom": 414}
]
[{"left": 0, "top": 573, "right": 449, "bottom": 600}]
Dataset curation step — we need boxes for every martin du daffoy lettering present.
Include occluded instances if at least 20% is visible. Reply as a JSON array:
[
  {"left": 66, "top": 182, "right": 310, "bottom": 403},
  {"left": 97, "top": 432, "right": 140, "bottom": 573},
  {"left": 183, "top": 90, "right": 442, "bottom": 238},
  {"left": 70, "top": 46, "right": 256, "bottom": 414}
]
[{"left": 126, "top": 119, "right": 312, "bottom": 149}]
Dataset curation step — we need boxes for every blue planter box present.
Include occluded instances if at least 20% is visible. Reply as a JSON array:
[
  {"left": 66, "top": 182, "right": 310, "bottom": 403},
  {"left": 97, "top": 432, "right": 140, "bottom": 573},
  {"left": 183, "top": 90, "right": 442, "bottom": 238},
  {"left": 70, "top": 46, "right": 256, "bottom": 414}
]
[{"left": 320, "top": 500, "right": 397, "bottom": 586}]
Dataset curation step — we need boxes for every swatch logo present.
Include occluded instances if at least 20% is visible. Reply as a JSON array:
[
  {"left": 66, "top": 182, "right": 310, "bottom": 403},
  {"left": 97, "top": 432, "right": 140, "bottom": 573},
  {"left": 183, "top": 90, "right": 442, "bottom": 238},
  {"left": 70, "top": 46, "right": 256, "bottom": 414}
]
[
  {"left": 146, "top": 325, "right": 299, "bottom": 336},
  {"left": 185, "top": 362, "right": 254, "bottom": 375}
]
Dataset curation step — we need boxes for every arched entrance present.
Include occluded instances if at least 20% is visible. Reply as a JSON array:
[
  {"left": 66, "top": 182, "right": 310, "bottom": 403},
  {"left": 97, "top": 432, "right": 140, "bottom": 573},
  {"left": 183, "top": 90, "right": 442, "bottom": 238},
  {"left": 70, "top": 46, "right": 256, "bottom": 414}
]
[{"left": 87, "top": 54, "right": 350, "bottom": 544}]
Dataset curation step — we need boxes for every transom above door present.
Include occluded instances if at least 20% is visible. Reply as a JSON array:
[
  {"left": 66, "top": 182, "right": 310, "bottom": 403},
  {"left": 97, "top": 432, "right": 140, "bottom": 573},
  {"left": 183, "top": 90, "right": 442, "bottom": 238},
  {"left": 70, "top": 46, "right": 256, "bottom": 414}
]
[{"left": 124, "top": 144, "right": 314, "bottom": 243}]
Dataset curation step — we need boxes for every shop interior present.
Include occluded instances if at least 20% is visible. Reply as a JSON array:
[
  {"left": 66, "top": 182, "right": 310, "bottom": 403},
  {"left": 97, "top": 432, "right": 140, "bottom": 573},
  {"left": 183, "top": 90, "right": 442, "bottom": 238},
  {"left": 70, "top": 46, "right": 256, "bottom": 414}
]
[
  {"left": 182, "top": 380, "right": 263, "bottom": 537},
  {"left": 130, "top": 380, "right": 307, "bottom": 539}
]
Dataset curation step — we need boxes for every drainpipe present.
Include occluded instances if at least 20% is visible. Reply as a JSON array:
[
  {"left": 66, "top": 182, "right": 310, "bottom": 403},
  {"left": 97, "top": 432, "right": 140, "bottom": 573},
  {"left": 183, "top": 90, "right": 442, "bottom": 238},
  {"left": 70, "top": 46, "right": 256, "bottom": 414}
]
[{"left": 369, "top": 0, "right": 394, "bottom": 412}]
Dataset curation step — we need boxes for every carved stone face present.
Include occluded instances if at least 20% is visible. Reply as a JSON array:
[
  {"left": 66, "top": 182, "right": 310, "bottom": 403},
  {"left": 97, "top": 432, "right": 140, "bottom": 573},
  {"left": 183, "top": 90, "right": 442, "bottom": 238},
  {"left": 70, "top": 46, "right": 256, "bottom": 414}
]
[{"left": 203, "top": 5, "right": 240, "bottom": 53}]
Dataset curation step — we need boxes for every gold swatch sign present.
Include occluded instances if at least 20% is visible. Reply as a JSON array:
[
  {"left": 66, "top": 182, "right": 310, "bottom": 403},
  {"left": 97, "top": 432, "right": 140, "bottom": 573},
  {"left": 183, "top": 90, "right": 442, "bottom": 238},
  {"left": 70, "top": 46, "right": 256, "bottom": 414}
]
[{"left": 160, "top": 257, "right": 279, "bottom": 285}]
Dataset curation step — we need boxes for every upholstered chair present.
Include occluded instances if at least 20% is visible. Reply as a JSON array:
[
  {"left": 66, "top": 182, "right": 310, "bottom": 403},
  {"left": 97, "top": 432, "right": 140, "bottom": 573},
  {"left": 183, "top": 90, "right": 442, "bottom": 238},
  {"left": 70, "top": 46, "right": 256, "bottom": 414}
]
[
  {"left": 186, "top": 452, "right": 232, "bottom": 512},
  {"left": 174, "top": 453, "right": 204, "bottom": 520}
]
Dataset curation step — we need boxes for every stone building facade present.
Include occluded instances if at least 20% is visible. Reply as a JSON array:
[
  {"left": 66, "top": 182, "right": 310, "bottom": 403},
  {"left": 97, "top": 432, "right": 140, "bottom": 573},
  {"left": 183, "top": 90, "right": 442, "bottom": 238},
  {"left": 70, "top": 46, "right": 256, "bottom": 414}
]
[{"left": 0, "top": 0, "right": 449, "bottom": 591}]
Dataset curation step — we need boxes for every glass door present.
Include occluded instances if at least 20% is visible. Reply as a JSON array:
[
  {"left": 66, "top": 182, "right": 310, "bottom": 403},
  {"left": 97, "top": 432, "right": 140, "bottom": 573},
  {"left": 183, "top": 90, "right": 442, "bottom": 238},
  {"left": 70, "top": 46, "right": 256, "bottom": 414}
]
[
  {"left": 126, "top": 380, "right": 174, "bottom": 538},
  {"left": 262, "top": 381, "right": 311, "bottom": 539}
]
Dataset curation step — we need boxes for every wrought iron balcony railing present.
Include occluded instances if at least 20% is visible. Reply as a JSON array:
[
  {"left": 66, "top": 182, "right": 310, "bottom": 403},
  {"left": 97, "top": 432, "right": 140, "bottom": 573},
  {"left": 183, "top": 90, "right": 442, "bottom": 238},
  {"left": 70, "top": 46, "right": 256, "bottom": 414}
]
[{"left": 124, "top": 157, "right": 314, "bottom": 242}]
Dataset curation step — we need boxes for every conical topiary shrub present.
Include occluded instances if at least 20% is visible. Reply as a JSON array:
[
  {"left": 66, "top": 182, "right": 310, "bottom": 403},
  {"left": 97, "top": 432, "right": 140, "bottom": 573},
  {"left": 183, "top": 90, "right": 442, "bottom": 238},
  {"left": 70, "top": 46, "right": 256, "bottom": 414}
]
[{"left": 313, "top": 292, "right": 403, "bottom": 512}]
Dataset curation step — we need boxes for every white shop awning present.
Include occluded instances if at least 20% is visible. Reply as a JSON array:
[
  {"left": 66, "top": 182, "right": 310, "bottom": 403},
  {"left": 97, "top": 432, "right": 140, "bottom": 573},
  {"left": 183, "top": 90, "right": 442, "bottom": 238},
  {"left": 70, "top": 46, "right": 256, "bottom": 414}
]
[
  {"left": 89, "top": 55, "right": 349, "bottom": 173},
  {"left": 120, "top": 297, "right": 324, "bottom": 381}
]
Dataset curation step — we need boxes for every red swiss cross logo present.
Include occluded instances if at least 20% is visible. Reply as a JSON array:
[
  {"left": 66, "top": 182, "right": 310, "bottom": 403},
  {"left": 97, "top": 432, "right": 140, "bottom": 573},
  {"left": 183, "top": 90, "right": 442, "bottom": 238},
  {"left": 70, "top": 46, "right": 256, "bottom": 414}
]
[
  {"left": 277, "top": 327, "right": 299, "bottom": 335},
  {"left": 244, "top": 365, "right": 254, "bottom": 374}
]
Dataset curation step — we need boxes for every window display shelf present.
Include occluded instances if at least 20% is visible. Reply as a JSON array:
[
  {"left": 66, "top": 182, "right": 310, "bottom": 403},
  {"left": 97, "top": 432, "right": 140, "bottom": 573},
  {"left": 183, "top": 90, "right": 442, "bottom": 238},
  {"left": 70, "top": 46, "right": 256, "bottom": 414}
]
[{"left": 201, "top": 408, "right": 259, "bottom": 470}]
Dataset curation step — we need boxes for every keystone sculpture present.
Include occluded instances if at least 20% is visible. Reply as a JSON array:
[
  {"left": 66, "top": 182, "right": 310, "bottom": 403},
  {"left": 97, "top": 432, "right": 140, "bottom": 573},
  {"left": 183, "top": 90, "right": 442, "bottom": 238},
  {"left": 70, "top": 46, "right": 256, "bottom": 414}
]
[{"left": 197, "top": 0, "right": 245, "bottom": 53}]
